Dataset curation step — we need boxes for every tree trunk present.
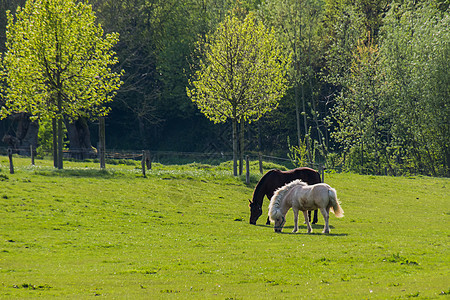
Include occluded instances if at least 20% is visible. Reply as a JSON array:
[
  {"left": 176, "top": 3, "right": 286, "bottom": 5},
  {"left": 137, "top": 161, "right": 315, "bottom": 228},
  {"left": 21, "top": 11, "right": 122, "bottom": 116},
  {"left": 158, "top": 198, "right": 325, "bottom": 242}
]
[
  {"left": 295, "top": 83, "right": 302, "bottom": 148},
  {"left": 138, "top": 116, "right": 148, "bottom": 149},
  {"left": 293, "top": 26, "right": 302, "bottom": 151},
  {"left": 308, "top": 23, "right": 326, "bottom": 163},
  {"left": 301, "top": 84, "right": 312, "bottom": 163},
  {"left": 232, "top": 118, "right": 238, "bottom": 176},
  {"left": 55, "top": 32, "right": 63, "bottom": 169},
  {"left": 65, "top": 117, "right": 95, "bottom": 160},
  {"left": 57, "top": 117, "right": 63, "bottom": 169},
  {"left": 99, "top": 117, "right": 106, "bottom": 169},
  {"left": 20, "top": 118, "right": 39, "bottom": 156},
  {"left": 57, "top": 92, "right": 63, "bottom": 169},
  {"left": 52, "top": 118, "right": 57, "bottom": 168},
  {"left": 297, "top": 6, "right": 312, "bottom": 164},
  {"left": 2, "top": 113, "right": 38, "bottom": 156},
  {"left": 239, "top": 120, "right": 244, "bottom": 175}
]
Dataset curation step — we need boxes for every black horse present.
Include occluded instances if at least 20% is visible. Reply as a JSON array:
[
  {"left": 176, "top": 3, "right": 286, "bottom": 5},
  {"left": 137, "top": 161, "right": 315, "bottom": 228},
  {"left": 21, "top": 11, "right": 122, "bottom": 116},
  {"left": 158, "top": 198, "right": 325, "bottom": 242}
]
[{"left": 249, "top": 167, "right": 322, "bottom": 225}]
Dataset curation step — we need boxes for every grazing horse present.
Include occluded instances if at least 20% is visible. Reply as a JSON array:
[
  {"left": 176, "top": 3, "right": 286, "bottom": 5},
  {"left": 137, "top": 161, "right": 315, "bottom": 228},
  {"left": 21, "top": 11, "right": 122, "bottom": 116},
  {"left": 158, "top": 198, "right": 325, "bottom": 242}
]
[
  {"left": 268, "top": 180, "right": 344, "bottom": 233},
  {"left": 249, "top": 167, "right": 321, "bottom": 225}
]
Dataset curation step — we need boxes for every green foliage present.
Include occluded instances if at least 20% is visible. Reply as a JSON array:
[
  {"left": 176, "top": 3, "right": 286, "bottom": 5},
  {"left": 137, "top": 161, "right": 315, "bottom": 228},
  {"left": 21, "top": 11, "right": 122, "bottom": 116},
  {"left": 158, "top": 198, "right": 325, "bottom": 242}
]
[
  {"left": 0, "top": 0, "right": 123, "bottom": 121},
  {"left": 258, "top": 0, "right": 328, "bottom": 164},
  {"left": 329, "top": 36, "right": 387, "bottom": 173},
  {"left": 0, "top": 157, "right": 448, "bottom": 298},
  {"left": 327, "top": 1, "right": 449, "bottom": 176},
  {"left": 1, "top": 0, "right": 123, "bottom": 169},
  {"left": 187, "top": 12, "right": 290, "bottom": 124},
  {"left": 1, "top": 0, "right": 447, "bottom": 176},
  {"left": 287, "top": 135, "right": 309, "bottom": 167},
  {"left": 36, "top": 117, "right": 68, "bottom": 158},
  {"left": 379, "top": 1, "right": 449, "bottom": 176},
  {"left": 323, "top": 1, "right": 365, "bottom": 86},
  {"left": 187, "top": 11, "right": 290, "bottom": 175}
]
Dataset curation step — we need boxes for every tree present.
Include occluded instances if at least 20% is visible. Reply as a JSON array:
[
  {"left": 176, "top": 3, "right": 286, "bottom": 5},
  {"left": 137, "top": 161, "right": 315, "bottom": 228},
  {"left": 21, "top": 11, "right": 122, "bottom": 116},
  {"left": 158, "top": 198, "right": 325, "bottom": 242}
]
[
  {"left": 379, "top": 1, "right": 449, "bottom": 176},
  {"left": 329, "top": 36, "right": 387, "bottom": 174},
  {"left": 187, "top": 12, "right": 290, "bottom": 175},
  {"left": 0, "top": 0, "right": 122, "bottom": 169},
  {"left": 259, "top": 0, "right": 327, "bottom": 164}
]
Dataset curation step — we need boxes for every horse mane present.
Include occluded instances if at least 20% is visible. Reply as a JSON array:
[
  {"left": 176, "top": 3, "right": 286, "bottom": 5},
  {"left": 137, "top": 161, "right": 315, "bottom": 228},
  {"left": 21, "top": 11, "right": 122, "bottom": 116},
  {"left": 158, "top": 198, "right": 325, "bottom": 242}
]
[
  {"left": 268, "top": 179, "right": 306, "bottom": 222},
  {"left": 250, "top": 169, "right": 276, "bottom": 206}
]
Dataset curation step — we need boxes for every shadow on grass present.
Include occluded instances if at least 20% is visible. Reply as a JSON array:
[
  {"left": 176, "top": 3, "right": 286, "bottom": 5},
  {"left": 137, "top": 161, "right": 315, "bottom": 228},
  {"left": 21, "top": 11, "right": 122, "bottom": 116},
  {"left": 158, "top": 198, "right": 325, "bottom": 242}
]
[
  {"left": 255, "top": 224, "right": 335, "bottom": 229},
  {"left": 254, "top": 223, "right": 348, "bottom": 236},
  {"left": 33, "top": 168, "right": 126, "bottom": 178},
  {"left": 281, "top": 232, "right": 349, "bottom": 236}
]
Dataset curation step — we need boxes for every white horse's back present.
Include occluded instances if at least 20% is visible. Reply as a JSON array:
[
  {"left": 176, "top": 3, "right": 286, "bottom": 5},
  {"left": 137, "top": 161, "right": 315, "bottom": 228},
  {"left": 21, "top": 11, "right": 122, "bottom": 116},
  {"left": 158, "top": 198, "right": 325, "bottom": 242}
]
[
  {"left": 269, "top": 180, "right": 344, "bottom": 233},
  {"left": 292, "top": 183, "right": 339, "bottom": 212}
]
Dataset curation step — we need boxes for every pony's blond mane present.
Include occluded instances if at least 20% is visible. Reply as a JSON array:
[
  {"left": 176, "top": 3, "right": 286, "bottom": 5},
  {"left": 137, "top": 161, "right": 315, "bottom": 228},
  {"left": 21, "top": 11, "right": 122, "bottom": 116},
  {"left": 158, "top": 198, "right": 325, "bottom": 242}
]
[{"left": 268, "top": 179, "right": 307, "bottom": 222}]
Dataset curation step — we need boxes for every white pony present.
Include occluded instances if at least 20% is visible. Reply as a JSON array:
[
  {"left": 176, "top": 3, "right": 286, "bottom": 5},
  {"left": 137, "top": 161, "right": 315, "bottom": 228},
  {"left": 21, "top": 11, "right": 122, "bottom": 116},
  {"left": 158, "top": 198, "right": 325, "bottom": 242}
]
[{"left": 268, "top": 180, "right": 344, "bottom": 233}]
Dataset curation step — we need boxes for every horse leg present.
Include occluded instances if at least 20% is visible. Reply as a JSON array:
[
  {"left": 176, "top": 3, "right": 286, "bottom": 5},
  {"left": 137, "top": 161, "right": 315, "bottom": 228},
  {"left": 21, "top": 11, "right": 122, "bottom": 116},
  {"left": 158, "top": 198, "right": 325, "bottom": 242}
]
[
  {"left": 266, "top": 216, "right": 271, "bottom": 225},
  {"left": 292, "top": 208, "right": 299, "bottom": 233},
  {"left": 312, "top": 209, "right": 318, "bottom": 224},
  {"left": 320, "top": 207, "right": 330, "bottom": 234},
  {"left": 303, "top": 211, "right": 312, "bottom": 233}
]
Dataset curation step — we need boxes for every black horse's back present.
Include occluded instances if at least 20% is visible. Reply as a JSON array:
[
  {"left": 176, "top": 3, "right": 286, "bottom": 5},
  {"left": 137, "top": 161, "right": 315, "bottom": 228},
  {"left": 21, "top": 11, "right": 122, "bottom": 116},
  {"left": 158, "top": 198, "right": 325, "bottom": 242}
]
[
  {"left": 292, "top": 167, "right": 321, "bottom": 184},
  {"left": 249, "top": 167, "right": 322, "bottom": 225}
]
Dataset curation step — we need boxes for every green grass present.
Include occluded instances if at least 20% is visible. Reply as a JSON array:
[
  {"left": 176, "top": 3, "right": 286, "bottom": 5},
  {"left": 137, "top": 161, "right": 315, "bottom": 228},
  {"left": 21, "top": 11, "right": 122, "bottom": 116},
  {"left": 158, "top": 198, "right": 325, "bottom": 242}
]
[{"left": 0, "top": 156, "right": 449, "bottom": 299}]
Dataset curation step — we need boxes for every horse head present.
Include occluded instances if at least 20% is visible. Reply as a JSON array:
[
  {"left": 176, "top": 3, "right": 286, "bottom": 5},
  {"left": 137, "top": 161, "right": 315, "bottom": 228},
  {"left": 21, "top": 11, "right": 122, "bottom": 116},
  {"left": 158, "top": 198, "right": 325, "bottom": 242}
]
[
  {"left": 273, "top": 214, "right": 286, "bottom": 233},
  {"left": 249, "top": 200, "right": 262, "bottom": 225}
]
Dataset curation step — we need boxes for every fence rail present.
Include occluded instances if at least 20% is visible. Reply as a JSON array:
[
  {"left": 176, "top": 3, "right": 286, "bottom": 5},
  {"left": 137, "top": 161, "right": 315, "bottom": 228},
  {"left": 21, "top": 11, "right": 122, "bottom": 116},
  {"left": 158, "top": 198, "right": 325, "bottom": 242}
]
[
  {"left": 1, "top": 145, "right": 331, "bottom": 182},
  {"left": 0, "top": 145, "right": 328, "bottom": 169},
  {"left": 3, "top": 146, "right": 427, "bottom": 177}
]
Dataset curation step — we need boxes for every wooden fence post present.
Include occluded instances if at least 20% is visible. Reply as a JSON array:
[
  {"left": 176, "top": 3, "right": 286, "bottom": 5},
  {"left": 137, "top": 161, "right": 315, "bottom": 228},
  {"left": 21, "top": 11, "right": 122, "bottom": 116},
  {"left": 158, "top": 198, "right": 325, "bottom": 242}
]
[
  {"left": 246, "top": 155, "right": 250, "bottom": 185},
  {"left": 99, "top": 117, "right": 106, "bottom": 169},
  {"left": 30, "top": 145, "right": 35, "bottom": 166},
  {"left": 141, "top": 150, "right": 146, "bottom": 178},
  {"left": 259, "top": 153, "right": 263, "bottom": 174},
  {"left": 8, "top": 148, "right": 14, "bottom": 174},
  {"left": 145, "top": 150, "right": 151, "bottom": 170}
]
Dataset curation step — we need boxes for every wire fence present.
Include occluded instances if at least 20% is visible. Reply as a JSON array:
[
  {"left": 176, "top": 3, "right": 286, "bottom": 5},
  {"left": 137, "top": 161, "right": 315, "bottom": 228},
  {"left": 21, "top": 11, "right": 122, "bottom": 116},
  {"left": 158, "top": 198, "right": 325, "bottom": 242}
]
[
  {"left": 0, "top": 145, "right": 303, "bottom": 170},
  {"left": 1, "top": 145, "right": 334, "bottom": 184},
  {"left": 5, "top": 145, "right": 426, "bottom": 178}
]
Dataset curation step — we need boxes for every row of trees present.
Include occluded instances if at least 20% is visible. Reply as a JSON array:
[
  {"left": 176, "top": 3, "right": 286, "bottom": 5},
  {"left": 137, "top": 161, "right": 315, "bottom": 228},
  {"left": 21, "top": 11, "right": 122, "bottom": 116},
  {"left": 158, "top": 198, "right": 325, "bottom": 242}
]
[
  {"left": 0, "top": 0, "right": 448, "bottom": 176},
  {"left": 329, "top": 2, "right": 449, "bottom": 176}
]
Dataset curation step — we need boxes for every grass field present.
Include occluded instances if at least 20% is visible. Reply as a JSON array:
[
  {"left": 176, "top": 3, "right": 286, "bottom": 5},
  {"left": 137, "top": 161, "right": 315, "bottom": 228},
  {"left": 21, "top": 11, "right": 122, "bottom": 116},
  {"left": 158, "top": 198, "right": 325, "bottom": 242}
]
[{"left": 0, "top": 156, "right": 449, "bottom": 299}]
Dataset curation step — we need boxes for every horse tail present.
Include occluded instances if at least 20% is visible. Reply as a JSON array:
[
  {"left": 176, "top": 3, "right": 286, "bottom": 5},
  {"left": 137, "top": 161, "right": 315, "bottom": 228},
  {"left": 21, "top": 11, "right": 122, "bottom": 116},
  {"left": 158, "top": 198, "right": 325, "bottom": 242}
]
[{"left": 328, "top": 188, "right": 344, "bottom": 218}]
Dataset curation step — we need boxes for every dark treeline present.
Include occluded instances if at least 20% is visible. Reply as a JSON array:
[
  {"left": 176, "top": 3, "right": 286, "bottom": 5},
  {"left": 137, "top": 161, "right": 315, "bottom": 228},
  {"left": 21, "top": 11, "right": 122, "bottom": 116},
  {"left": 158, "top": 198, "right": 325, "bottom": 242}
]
[{"left": 0, "top": 0, "right": 449, "bottom": 176}]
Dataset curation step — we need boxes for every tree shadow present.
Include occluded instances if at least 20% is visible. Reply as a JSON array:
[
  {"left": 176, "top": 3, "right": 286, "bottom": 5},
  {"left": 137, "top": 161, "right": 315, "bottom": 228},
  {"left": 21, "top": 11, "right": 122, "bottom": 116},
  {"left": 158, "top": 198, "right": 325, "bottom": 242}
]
[{"left": 33, "top": 168, "right": 125, "bottom": 178}]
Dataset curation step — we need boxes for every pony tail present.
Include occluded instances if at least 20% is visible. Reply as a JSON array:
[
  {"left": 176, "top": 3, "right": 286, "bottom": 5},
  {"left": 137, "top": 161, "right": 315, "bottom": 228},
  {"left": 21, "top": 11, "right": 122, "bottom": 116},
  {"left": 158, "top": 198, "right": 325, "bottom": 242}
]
[{"left": 328, "top": 188, "right": 344, "bottom": 218}]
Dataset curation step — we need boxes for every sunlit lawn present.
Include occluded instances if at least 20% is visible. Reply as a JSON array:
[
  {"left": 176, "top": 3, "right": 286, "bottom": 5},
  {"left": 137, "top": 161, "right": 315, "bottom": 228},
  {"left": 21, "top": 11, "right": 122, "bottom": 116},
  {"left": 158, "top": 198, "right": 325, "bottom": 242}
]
[{"left": 0, "top": 156, "right": 449, "bottom": 298}]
